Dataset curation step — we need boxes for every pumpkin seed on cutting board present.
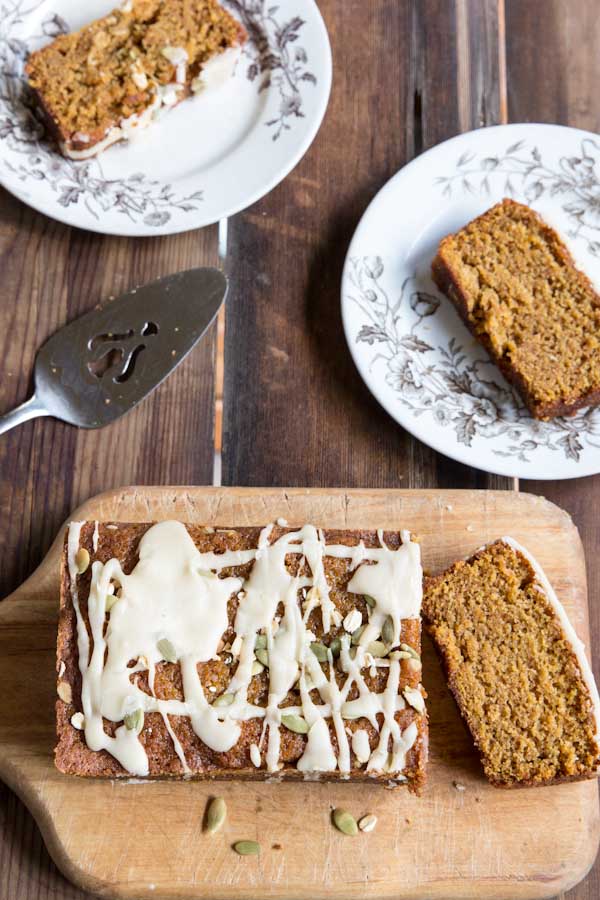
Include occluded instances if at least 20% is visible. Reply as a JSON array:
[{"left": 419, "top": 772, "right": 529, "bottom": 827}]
[
  {"left": 332, "top": 808, "right": 358, "bottom": 836},
  {"left": 233, "top": 840, "right": 260, "bottom": 856},
  {"left": 205, "top": 797, "right": 227, "bottom": 834}
]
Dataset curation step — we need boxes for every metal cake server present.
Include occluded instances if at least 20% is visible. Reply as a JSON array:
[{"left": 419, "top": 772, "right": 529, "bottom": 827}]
[{"left": 0, "top": 267, "right": 227, "bottom": 435}]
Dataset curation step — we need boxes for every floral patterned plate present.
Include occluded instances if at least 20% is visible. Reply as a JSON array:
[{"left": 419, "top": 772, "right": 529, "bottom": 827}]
[
  {"left": 341, "top": 124, "right": 600, "bottom": 480},
  {"left": 0, "top": 0, "right": 331, "bottom": 235}
]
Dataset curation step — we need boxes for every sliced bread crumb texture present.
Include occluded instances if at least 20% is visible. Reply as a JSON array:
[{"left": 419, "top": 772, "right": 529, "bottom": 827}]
[
  {"left": 26, "top": 0, "right": 246, "bottom": 156},
  {"left": 432, "top": 199, "right": 600, "bottom": 419},
  {"left": 423, "top": 539, "right": 600, "bottom": 787}
]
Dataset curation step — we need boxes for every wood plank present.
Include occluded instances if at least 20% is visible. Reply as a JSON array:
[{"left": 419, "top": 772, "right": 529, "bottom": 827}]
[
  {"left": 0, "top": 486, "right": 596, "bottom": 900},
  {"left": 0, "top": 190, "right": 220, "bottom": 899},
  {"left": 505, "top": 1, "right": 600, "bottom": 897},
  {"left": 222, "top": 0, "right": 510, "bottom": 492},
  {"left": 0, "top": 193, "right": 219, "bottom": 599}
]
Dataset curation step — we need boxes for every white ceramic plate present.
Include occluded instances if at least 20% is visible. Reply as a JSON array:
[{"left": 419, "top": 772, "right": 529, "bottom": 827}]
[
  {"left": 342, "top": 124, "right": 600, "bottom": 481},
  {"left": 0, "top": 0, "right": 331, "bottom": 235}
]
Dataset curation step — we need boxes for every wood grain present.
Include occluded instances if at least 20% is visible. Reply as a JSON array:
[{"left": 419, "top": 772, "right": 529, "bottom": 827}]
[
  {"left": 0, "top": 193, "right": 220, "bottom": 898},
  {"left": 505, "top": 2, "right": 600, "bottom": 897},
  {"left": 0, "top": 195, "right": 219, "bottom": 599},
  {"left": 0, "top": 486, "right": 597, "bottom": 900},
  {"left": 1, "top": 0, "right": 600, "bottom": 897},
  {"left": 222, "top": 0, "right": 509, "bottom": 493}
]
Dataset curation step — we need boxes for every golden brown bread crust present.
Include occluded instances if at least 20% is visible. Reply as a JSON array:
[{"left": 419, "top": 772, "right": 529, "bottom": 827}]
[
  {"left": 56, "top": 523, "right": 428, "bottom": 791},
  {"left": 432, "top": 199, "right": 600, "bottom": 420},
  {"left": 423, "top": 540, "right": 599, "bottom": 789}
]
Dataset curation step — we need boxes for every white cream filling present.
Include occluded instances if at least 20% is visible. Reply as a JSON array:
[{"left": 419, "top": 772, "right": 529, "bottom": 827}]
[{"left": 66, "top": 521, "right": 424, "bottom": 778}]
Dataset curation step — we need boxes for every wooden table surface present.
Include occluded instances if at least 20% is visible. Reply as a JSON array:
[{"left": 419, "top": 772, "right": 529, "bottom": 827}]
[{"left": 0, "top": 1, "right": 598, "bottom": 898}]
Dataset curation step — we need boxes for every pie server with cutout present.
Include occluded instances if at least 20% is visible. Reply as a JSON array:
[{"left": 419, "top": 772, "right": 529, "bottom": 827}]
[{"left": 0, "top": 267, "right": 227, "bottom": 435}]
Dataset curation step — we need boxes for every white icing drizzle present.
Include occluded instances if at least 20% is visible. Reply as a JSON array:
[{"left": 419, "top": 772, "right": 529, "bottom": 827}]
[
  {"left": 66, "top": 521, "right": 424, "bottom": 778},
  {"left": 92, "top": 521, "right": 99, "bottom": 552},
  {"left": 347, "top": 529, "right": 421, "bottom": 649},
  {"left": 501, "top": 536, "right": 600, "bottom": 750},
  {"left": 250, "top": 743, "right": 261, "bottom": 767},
  {"left": 298, "top": 717, "right": 337, "bottom": 773},
  {"left": 191, "top": 46, "right": 241, "bottom": 94},
  {"left": 352, "top": 728, "right": 371, "bottom": 764}
]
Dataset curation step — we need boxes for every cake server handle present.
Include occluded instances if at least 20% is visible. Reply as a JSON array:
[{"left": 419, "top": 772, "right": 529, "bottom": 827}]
[{"left": 0, "top": 394, "right": 51, "bottom": 436}]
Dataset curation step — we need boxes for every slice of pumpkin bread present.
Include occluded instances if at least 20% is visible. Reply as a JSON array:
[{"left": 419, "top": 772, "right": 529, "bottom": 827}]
[
  {"left": 432, "top": 199, "right": 600, "bottom": 419},
  {"left": 26, "top": 0, "right": 246, "bottom": 159},
  {"left": 423, "top": 538, "right": 600, "bottom": 787}
]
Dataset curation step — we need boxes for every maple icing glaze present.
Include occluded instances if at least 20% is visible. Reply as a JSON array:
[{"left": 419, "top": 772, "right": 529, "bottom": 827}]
[{"left": 66, "top": 521, "right": 424, "bottom": 777}]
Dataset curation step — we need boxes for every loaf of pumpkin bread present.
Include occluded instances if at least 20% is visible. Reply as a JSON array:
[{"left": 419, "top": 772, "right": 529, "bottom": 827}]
[{"left": 56, "top": 520, "right": 428, "bottom": 791}]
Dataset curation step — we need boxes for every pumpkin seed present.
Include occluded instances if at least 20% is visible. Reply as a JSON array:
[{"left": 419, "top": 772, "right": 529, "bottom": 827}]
[
  {"left": 389, "top": 650, "right": 411, "bottom": 661},
  {"left": 349, "top": 647, "right": 357, "bottom": 660},
  {"left": 403, "top": 686, "right": 425, "bottom": 713},
  {"left": 332, "top": 808, "right": 358, "bottom": 836},
  {"left": 70, "top": 712, "right": 85, "bottom": 730},
  {"left": 255, "top": 634, "right": 268, "bottom": 650},
  {"left": 351, "top": 625, "right": 366, "bottom": 646},
  {"left": 233, "top": 840, "right": 260, "bottom": 856},
  {"left": 364, "top": 594, "right": 376, "bottom": 608},
  {"left": 57, "top": 681, "right": 72, "bottom": 703},
  {"left": 367, "top": 640, "right": 387, "bottom": 658},
  {"left": 281, "top": 713, "right": 309, "bottom": 734},
  {"left": 157, "top": 638, "right": 177, "bottom": 663},
  {"left": 329, "top": 637, "right": 342, "bottom": 658},
  {"left": 358, "top": 813, "right": 378, "bottom": 833},
  {"left": 255, "top": 648, "right": 269, "bottom": 667},
  {"left": 205, "top": 797, "right": 227, "bottom": 834},
  {"left": 251, "top": 660, "right": 264, "bottom": 676},
  {"left": 75, "top": 548, "right": 90, "bottom": 575},
  {"left": 310, "top": 641, "right": 328, "bottom": 662},
  {"left": 105, "top": 592, "right": 118, "bottom": 613},
  {"left": 343, "top": 608, "right": 362, "bottom": 633},
  {"left": 213, "top": 692, "right": 235, "bottom": 708},
  {"left": 124, "top": 708, "right": 144, "bottom": 734},
  {"left": 382, "top": 615, "right": 394, "bottom": 646},
  {"left": 400, "top": 642, "right": 420, "bottom": 660}
]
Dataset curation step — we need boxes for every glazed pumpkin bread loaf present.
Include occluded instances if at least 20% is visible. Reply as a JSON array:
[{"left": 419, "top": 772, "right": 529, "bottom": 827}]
[
  {"left": 432, "top": 199, "right": 600, "bottom": 420},
  {"left": 423, "top": 538, "right": 600, "bottom": 787},
  {"left": 26, "top": 0, "right": 246, "bottom": 159},
  {"left": 56, "top": 521, "right": 428, "bottom": 790}
]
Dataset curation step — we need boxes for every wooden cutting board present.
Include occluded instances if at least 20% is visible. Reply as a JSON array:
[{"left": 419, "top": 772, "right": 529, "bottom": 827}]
[{"left": 0, "top": 487, "right": 598, "bottom": 900}]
